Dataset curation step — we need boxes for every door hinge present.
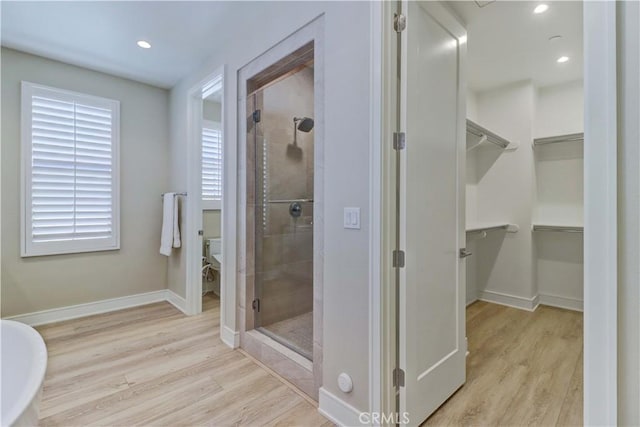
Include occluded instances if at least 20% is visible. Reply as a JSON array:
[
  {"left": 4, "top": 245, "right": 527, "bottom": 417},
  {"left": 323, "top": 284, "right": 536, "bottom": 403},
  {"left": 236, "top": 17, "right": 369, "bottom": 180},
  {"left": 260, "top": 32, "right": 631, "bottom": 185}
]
[
  {"left": 198, "top": 230, "right": 203, "bottom": 236},
  {"left": 393, "top": 250, "right": 405, "bottom": 268},
  {"left": 394, "top": 13, "right": 407, "bottom": 33},
  {"left": 393, "top": 368, "right": 405, "bottom": 388},
  {"left": 393, "top": 132, "right": 406, "bottom": 150},
  {"left": 252, "top": 109, "right": 261, "bottom": 123},
  {"left": 252, "top": 298, "right": 260, "bottom": 312}
]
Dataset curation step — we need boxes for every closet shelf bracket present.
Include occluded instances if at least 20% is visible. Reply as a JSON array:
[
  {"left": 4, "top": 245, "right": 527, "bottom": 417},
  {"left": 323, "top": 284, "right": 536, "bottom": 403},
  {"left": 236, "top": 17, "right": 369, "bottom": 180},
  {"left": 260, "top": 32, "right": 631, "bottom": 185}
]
[
  {"left": 466, "top": 223, "right": 519, "bottom": 239},
  {"left": 466, "top": 119, "right": 514, "bottom": 151}
]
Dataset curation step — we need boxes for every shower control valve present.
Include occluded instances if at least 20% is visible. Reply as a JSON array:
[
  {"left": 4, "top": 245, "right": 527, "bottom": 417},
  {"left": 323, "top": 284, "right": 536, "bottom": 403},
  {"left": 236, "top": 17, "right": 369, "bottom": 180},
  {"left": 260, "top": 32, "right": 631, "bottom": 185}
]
[{"left": 289, "top": 202, "right": 303, "bottom": 218}]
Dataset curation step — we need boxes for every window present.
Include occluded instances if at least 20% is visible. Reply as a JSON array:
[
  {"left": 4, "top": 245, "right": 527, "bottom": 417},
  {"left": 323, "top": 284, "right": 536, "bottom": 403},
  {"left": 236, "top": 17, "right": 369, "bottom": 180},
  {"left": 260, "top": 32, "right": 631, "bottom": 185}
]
[
  {"left": 202, "top": 120, "right": 222, "bottom": 210},
  {"left": 21, "top": 82, "right": 120, "bottom": 257}
]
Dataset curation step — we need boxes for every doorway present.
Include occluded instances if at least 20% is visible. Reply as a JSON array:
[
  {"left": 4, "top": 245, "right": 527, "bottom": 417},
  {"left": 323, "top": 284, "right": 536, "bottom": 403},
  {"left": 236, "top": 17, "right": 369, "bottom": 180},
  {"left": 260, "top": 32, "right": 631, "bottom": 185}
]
[
  {"left": 382, "top": 1, "right": 617, "bottom": 425},
  {"left": 236, "top": 19, "right": 324, "bottom": 400},
  {"left": 247, "top": 61, "right": 316, "bottom": 361},
  {"left": 184, "top": 67, "right": 226, "bottom": 334},
  {"left": 201, "top": 76, "right": 224, "bottom": 312}
]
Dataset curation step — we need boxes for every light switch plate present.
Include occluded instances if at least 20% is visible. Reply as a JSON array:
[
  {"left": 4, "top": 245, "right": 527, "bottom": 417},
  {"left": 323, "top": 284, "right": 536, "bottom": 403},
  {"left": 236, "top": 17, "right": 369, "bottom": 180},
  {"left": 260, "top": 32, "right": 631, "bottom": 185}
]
[{"left": 344, "top": 207, "right": 360, "bottom": 229}]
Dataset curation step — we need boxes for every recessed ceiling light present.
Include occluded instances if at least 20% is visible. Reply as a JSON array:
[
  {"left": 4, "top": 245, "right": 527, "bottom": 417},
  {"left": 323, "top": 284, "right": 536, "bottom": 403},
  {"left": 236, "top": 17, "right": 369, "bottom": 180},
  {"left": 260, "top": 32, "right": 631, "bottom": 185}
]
[
  {"left": 534, "top": 4, "right": 549, "bottom": 14},
  {"left": 557, "top": 56, "right": 570, "bottom": 63},
  {"left": 137, "top": 40, "right": 151, "bottom": 49}
]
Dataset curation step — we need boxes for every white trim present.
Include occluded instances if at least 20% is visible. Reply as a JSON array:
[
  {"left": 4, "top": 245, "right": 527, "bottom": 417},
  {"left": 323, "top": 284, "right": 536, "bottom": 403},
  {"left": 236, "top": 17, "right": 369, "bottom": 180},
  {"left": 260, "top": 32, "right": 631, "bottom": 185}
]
[
  {"left": 368, "top": 0, "right": 383, "bottom": 422},
  {"left": 185, "top": 81, "right": 204, "bottom": 316},
  {"left": 220, "top": 325, "right": 240, "bottom": 349},
  {"left": 20, "top": 81, "right": 121, "bottom": 257},
  {"left": 3, "top": 290, "right": 175, "bottom": 327},
  {"left": 478, "top": 290, "right": 539, "bottom": 312},
  {"left": 379, "top": 2, "right": 399, "bottom": 420},
  {"left": 185, "top": 66, "right": 226, "bottom": 318},
  {"left": 165, "top": 289, "right": 187, "bottom": 313},
  {"left": 538, "top": 294, "right": 583, "bottom": 312},
  {"left": 583, "top": 2, "right": 618, "bottom": 425},
  {"left": 318, "top": 387, "right": 367, "bottom": 427}
]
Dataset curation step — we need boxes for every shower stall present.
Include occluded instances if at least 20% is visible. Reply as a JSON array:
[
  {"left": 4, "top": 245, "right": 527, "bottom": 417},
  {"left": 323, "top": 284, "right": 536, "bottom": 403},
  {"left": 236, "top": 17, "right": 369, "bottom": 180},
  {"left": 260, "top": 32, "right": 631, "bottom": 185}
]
[{"left": 247, "top": 48, "right": 315, "bottom": 361}]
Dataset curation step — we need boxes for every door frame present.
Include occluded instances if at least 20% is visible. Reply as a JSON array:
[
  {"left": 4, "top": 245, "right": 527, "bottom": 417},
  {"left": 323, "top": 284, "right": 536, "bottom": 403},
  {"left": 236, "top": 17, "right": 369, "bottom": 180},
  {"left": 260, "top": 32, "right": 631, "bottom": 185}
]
[
  {"left": 583, "top": 2, "right": 618, "bottom": 424},
  {"left": 378, "top": 1, "right": 619, "bottom": 425},
  {"left": 184, "top": 66, "right": 228, "bottom": 327}
]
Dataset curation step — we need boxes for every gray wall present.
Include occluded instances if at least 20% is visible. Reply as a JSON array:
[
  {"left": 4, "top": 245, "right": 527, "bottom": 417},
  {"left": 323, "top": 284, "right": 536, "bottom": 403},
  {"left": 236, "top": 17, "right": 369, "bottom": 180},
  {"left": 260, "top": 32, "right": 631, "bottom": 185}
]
[
  {"left": 169, "top": 1, "right": 373, "bottom": 412},
  {"left": 203, "top": 100, "right": 221, "bottom": 123},
  {"left": 203, "top": 211, "right": 222, "bottom": 240},
  {"left": 617, "top": 1, "right": 640, "bottom": 424},
  {"left": 1, "top": 48, "right": 170, "bottom": 316}
]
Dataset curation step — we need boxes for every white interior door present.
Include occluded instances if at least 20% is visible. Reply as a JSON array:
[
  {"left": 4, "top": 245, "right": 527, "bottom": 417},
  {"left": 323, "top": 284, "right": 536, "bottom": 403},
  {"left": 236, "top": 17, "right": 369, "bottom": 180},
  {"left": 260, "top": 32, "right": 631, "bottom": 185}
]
[{"left": 398, "top": 2, "right": 467, "bottom": 425}]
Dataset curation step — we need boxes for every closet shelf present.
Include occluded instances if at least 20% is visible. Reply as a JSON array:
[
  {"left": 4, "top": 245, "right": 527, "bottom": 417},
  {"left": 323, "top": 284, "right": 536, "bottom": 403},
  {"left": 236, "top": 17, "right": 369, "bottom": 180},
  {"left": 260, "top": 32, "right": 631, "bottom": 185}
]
[
  {"left": 466, "top": 119, "right": 513, "bottom": 151},
  {"left": 532, "top": 224, "right": 583, "bottom": 233},
  {"left": 466, "top": 223, "right": 519, "bottom": 234},
  {"left": 533, "top": 132, "right": 584, "bottom": 146}
]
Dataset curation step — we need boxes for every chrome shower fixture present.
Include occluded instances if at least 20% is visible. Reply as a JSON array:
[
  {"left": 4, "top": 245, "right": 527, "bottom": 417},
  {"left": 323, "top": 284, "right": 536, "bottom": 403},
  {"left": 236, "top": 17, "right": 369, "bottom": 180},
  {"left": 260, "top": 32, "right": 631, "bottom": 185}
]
[
  {"left": 290, "top": 117, "right": 314, "bottom": 159},
  {"left": 293, "top": 117, "right": 314, "bottom": 132}
]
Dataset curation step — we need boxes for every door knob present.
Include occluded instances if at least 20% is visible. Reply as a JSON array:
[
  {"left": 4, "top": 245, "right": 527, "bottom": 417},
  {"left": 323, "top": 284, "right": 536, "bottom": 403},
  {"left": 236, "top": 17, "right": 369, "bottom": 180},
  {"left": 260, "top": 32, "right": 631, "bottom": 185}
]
[{"left": 459, "top": 248, "right": 473, "bottom": 258}]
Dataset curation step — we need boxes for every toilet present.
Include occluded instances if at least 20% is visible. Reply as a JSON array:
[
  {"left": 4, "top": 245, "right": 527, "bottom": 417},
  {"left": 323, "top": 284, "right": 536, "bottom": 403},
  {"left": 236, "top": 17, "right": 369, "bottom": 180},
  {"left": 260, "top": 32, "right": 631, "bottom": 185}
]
[{"left": 205, "top": 238, "right": 223, "bottom": 296}]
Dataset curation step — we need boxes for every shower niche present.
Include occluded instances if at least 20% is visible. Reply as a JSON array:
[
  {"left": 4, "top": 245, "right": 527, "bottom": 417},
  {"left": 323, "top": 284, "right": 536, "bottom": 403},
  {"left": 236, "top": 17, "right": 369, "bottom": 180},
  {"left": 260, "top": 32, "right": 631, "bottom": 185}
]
[{"left": 239, "top": 37, "right": 322, "bottom": 400}]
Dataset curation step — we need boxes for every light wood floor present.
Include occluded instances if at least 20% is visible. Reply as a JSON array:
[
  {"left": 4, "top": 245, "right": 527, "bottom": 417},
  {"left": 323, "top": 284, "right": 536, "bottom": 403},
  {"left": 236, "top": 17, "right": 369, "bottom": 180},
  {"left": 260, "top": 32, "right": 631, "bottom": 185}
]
[
  {"left": 36, "top": 296, "right": 582, "bottom": 426},
  {"left": 424, "top": 301, "right": 583, "bottom": 426},
  {"left": 36, "top": 295, "right": 330, "bottom": 427}
]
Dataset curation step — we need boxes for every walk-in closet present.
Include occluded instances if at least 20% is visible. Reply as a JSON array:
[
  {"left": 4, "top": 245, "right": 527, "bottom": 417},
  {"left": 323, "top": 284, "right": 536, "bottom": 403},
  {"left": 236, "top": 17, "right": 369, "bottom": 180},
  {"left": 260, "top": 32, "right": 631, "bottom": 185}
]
[{"left": 426, "top": 1, "right": 585, "bottom": 424}]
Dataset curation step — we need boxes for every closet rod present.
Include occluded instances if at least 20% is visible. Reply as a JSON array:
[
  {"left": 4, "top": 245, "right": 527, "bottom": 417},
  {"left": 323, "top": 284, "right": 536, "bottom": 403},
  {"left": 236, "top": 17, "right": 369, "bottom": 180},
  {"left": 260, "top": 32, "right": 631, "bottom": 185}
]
[
  {"left": 466, "top": 224, "right": 509, "bottom": 233},
  {"left": 532, "top": 225, "right": 583, "bottom": 233},
  {"left": 533, "top": 133, "right": 584, "bottom": 146},
  {"left": 466, "top": 119, "right": 511, "bottom": 149},
  {"left": 160, "top": 192, "right": 187, "bottom": 198}
]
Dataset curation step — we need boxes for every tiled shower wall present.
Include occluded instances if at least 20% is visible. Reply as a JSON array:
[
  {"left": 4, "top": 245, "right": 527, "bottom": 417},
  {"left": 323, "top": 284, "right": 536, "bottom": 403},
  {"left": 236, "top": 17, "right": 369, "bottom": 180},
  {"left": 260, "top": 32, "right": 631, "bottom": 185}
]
[
  {"left": 255, "top": 67, "right": 315, "bottom": 327},
  {"left": 246, "top": 66, "right": 315, "bottom": 328}
]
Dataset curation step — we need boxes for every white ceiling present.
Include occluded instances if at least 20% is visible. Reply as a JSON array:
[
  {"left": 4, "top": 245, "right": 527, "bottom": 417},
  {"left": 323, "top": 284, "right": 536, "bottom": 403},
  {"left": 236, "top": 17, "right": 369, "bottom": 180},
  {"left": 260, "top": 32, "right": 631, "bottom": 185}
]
[
  {"left": 1, "top": 1, "right": 253, "bottom": 89},
  {"left": 449, "top": 0, "right": 583, "bottom": 92},
  {"left": 2, "top": 1, "right": 583, "bottom": 92}
]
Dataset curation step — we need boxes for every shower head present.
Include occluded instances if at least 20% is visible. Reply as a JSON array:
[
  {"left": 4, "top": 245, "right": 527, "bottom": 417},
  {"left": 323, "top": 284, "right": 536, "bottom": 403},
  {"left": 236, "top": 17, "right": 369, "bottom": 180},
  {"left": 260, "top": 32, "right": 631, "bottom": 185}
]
[{"left": 294, "top": 117, "right": 314, "bottom": 132}]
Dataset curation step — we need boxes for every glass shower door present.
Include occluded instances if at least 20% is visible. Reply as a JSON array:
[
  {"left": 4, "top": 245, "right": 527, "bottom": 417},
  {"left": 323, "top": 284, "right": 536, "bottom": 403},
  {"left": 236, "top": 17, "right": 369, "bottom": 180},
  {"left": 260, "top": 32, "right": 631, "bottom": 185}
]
[{"left": 251, "top": 64, "right": 314, "bottom": 360}]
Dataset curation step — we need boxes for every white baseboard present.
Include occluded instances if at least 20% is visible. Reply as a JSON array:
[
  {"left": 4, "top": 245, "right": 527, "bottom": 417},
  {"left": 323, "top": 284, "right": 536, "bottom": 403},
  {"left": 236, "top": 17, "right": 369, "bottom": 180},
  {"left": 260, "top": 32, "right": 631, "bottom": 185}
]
[
  {"left": 221, "top": 325, "right": 240, "bottom": 349},
  {"left": 479, "top": 289, "right": 539, "bottom": 312},
  {"left": 318, "top": 387, "right": 365, "bottom": 427},
  {"left": 538, "top": 293, "right": 583, "bottom": 312},
  {"left": 466, "top": 288, "right": 478, "bottom": 306},
  {"left": 4, "top": 290, "right": 169, "bottom": 326},
  {"left": 165, "top": 290, "right": 187, "bottom": 313}
]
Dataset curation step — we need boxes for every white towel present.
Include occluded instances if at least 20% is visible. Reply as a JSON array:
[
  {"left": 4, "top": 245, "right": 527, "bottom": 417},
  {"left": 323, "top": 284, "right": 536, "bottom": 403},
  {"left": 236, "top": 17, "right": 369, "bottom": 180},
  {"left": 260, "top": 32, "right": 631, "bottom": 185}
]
[
  {"left": 172, "top": 194, "right": 181, "bottom": 249},
  {"left": 160, "top": 193, "right": 181, "bottom": 256}
]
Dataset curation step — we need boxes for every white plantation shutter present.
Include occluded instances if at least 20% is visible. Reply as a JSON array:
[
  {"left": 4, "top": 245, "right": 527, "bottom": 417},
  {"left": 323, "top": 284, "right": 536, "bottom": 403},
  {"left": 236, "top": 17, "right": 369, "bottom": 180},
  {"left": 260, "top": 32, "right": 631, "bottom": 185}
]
[
  {"left": 21, "top": 82, "right": 120, "bottom": 256},
  {"left": 202, "top": 120, "right": 222, "bottom": 209}
]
